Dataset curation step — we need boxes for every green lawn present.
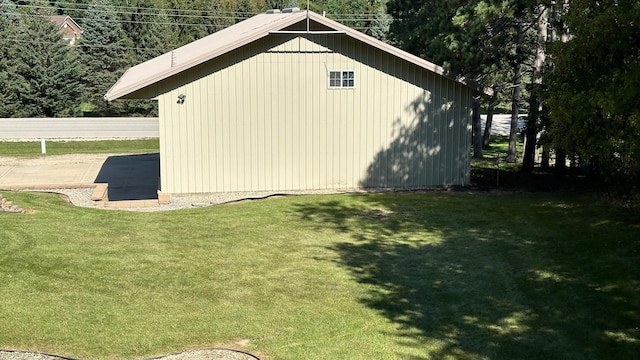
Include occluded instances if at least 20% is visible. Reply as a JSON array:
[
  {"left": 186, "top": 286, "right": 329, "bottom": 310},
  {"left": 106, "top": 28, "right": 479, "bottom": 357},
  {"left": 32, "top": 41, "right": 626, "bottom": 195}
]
[
  {"left": 0, "top": 191, "right": 638, "bottom": 359},
  {"left": 0, "top": 139, "right": 159, "bottom": 156}
]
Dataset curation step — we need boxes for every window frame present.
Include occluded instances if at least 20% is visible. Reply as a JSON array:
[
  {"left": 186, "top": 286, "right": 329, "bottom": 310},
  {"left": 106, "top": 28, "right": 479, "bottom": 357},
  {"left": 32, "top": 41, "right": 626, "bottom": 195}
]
[{"left": 327, "top": 70, "right": 356, "bottom": 89}]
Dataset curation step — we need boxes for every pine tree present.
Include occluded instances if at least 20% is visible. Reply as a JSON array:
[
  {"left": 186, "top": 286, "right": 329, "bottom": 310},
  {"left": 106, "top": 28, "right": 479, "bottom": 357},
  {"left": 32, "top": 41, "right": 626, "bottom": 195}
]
[
  {"left": 370, "top": 1, "right": 391, "bottom": 41},
  {"left": 0, "top": 0, "right": 20, "bottom": 117},
  {"left": 7, "top": 1, "right": 84, "bottom": 117},
  {"left": 79, "top": 0, "right": 129, "bottom": 115},
  {"left": 387, "top": 0, "right": 541, "bottom": 160},
  {"left": 119, "top": 0, "right": 173, "bottom": 63}
]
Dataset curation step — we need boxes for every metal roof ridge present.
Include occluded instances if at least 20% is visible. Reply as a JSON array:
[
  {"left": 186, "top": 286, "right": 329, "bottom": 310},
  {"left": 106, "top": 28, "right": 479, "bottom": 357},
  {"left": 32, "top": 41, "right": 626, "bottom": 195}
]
[
  {"left": 105, "top": 11, "right": 307, "bottom": 101},
  {"left": 105, "top": 10, "right": 488, "bottom": 101}
]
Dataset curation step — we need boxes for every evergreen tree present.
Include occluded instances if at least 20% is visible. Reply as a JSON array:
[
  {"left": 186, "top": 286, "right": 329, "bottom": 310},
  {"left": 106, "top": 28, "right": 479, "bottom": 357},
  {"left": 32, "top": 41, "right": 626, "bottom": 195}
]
[
  {"left": 207, "top": 0, "right": 236, "bottom": 33},
  {"left": 370, "top": 1, "right": 391, "bottom": 42},
  {"left": 265, "top": 0, "right": 290, "bottom": 9},
  {"left": 0, "top": 0, "right": 21, "bottom": 117},
  {"left": 387, "top": 0, "right": 541, "bottom": 160},
  {"left": 234, "top": 0, "right": 254, "bottom": 22},
  {"left": 6, "top": 1, "right": 84, "bottom": 117},
  {"left": 166, "top": 0, "right": 213, "bottom": 44},
  {"left": 118, "top": 0, "right": 173, "bottom": 62},
  {"left": 326, "top": 0, "right": 375, "bottom": 34},
  {"left": 79, "top": 0, "right": 129, "bottom": 115},
  {"left": 546, "top": 0, "right": 640, "bottom": 192}
]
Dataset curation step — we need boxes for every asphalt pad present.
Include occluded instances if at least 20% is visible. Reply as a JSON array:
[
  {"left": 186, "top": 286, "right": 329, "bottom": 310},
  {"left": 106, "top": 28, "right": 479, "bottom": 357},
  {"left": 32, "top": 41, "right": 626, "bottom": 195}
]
[{"left": 94, "top": 153, "right": 160, "bottom": 201}]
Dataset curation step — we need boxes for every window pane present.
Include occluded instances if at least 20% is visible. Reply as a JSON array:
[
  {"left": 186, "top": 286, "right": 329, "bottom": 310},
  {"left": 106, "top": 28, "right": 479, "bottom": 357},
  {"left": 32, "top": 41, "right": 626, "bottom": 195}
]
[
  {"left": 329, "top": 70, "right": 355, "bottom": 88},
  {"left": 342, "top": 71, "right": 355, "bottom": 87},
  {"left": 329, "top": 71, "right": 341, "bottom": 87}
]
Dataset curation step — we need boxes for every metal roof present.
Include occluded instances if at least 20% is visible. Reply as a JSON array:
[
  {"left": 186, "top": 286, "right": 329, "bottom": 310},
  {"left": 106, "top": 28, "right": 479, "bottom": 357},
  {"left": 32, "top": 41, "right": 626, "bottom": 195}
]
[{"left": 105, "top": 10, "right": 483, "bottom": 101}]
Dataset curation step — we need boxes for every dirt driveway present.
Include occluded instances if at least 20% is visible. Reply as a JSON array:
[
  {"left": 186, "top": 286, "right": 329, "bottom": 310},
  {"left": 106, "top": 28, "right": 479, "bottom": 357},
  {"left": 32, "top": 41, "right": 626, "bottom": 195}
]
[{"left": 0, "top": 153, "right": 160, "bottom": 201}]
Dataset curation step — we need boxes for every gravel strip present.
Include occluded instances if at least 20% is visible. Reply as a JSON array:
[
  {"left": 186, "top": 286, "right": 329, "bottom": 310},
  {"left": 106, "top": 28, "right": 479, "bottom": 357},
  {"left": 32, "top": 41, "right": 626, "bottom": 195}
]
[
  {"left": 147, "top": 349, "right": 259, "bottom": 360},
  {"left": 34, "top": 188, "right": 346, "bottom": 212},
  {"left": 0, "top": 351, "right": 65, "bottom": 360},
  {"left": 0, "top": 349, "right": 259, "bottom": 360}
]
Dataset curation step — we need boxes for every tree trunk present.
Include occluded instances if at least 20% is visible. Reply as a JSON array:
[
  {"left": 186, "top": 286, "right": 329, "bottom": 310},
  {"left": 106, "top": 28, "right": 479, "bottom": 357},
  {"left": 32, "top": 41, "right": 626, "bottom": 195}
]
[
  {"left": 483, "top": 96, "right": 497, "bottom": 147},
  {"left": 472, "top": 97, "right": 483, "bottom": 158},
  {"left": 523, "top": 4, "right": 548, "bottom": 173},
  {"left": 522, "top": 124, "right": 537, "bottom": 172},
  {"left": 541, "top": 144, "right": 550, "bottom": 169},
  {"left": 506, "top": 62, "right": 521, "bottom": 163},
  {"left": 523, "top": 91, "right": 541, "bottom": 172},
  {"left": 555, "top": 148, "right": 567, "bottom": 174}
]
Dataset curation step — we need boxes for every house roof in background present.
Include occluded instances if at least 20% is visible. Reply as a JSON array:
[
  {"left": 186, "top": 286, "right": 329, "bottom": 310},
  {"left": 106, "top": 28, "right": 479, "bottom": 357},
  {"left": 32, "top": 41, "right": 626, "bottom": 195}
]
[
  {"left": 105, "top": 10, "right": 485, "bottom": 101},
  {"left": 50, "top": 15, "right": 82, "bottom": 31}
]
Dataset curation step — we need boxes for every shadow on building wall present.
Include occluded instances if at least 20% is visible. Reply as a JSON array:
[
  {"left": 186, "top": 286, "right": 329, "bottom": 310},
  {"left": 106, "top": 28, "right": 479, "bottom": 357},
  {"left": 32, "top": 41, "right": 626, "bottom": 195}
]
[{"left": 360, "top": 90, "right": 469, "bottom": 189}]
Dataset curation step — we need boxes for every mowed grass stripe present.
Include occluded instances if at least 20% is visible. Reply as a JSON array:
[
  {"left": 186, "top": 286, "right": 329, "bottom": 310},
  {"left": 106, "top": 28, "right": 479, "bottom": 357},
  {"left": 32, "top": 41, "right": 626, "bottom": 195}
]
[{"left": 0, "top": 191, "right": 638, "bottom": 359}]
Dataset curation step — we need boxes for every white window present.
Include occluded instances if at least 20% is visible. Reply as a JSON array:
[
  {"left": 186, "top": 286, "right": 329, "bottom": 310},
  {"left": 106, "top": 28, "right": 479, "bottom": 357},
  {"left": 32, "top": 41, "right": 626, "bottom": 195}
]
[{"left": 328, "top": 70, "right": 355, "bottom": 89}]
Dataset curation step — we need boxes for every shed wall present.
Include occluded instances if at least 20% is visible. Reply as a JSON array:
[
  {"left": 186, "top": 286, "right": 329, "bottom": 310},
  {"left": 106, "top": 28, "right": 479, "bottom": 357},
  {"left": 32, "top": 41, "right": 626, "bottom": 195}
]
[{"left": 157, "top": 34, "right": 472, "bottom": 194}]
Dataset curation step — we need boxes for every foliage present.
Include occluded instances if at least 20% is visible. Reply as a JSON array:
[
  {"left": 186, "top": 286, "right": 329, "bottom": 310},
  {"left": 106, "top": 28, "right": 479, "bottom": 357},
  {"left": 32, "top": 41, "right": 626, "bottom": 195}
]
[
  {"left": 78, "top": 0, "right": 129, "bottom": 115},
  {"left": 0, "top": 0, "right": 21, "bottom": 118},
  {"left": 0, "top": 191, "right": 638, "bottom": 358},
  {"left": 0, "top": 0, "right": 84, "bottom": 117},
  {"left": 545, "top": 0, "right": 640, "bottom": 194},
  {"left": 387, "top": 0, "right": 541, "bottom": 160},
  {"left": 322, "top": 0, "right": 389, "bottom": 37},
  {"left": 0, "top": 0, "right": 391, "bottom": 118}
]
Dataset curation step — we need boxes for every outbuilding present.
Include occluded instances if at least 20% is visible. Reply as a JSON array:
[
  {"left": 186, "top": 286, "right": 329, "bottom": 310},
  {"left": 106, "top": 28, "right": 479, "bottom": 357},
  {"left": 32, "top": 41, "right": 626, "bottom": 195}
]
[{"left": 105, "top": 9, "right": 483, "bottom": 201}]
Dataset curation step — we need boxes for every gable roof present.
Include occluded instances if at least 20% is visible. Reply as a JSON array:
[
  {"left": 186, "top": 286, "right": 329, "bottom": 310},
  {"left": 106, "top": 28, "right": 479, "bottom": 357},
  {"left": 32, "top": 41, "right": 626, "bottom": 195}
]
[
  {"left": 105, "top": 10, "right": 484, "bottom": 101},
  {"left": 50, "top": 15, "right": 83, "bottom": 35}
]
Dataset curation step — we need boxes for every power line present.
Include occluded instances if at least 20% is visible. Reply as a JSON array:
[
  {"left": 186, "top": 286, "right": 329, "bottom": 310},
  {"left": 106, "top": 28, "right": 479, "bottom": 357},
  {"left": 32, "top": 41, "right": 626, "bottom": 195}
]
[
  {"left": 19, "top": 0, "right": 261, "bottom": 17},
  {"left": 3, "top": 1, "right": 388, "bottom": 51},
  {"left": 29, "top": 5, "right": 254, "bottom": 20},
  {"left": 0, "top": 37, "right": 170, "bottom": 52},
  {"left": 15, "top": 0, "right": 381, "bottom": 22},
  {"left": 14, "top": 12, "right": 242, "bottom": 28},
  {"left": 11, "top": 11, "right": 382, "bottom": 33}
]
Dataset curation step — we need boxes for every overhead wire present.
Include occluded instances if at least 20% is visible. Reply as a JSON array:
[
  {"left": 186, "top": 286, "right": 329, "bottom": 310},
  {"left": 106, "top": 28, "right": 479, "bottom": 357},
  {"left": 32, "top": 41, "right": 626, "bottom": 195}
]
[
  {"left": 0, "top": 37, "right": 170, "bottom": 52},
  {"left": 17, "top": 0, "right": 262, "bottom": 17},
  {"left": 2, "top": 0, "right": 389, "bottom": 51},
  {"left": 14, "top": 0, "right": 382, "bottom": 23}
]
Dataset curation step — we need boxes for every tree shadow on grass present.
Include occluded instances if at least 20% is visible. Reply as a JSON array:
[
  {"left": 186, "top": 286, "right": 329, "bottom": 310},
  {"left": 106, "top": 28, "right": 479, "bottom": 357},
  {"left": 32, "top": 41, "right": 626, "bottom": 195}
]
[{"left": 294, "top": 194, "right": 640, "bottom": 359}]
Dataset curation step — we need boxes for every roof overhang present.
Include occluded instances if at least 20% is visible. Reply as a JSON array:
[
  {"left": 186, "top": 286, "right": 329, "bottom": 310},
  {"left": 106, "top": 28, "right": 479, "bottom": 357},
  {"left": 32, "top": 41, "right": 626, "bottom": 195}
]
[{"left": 105, "top": 10, "right": 489, "bottom": 101}]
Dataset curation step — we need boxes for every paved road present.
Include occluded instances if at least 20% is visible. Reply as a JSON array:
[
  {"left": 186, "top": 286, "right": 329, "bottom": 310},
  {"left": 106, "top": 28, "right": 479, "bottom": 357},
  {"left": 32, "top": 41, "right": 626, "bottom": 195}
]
[
  {"left": 481, "top": 114, "right": 526, "bottom": 136},
  {"left": 1, "top": 116, "right": 520, "bottom": 139},
  {"left": 0, "top": 117, "right": 159, "bottom": 140}
]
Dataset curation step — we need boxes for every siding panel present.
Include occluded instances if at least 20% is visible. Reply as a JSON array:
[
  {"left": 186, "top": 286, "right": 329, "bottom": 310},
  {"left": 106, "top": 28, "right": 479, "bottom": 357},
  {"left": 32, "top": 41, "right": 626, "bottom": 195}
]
[{"left": 157, "top": 35, "right": 472, "bottom": 194}]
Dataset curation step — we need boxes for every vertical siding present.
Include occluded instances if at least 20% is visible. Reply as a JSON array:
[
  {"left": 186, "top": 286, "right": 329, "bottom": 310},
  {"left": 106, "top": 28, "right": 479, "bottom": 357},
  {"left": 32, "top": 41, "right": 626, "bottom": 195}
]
[{"left": 157, "top": 35, "right": 472, "bottom": 194}]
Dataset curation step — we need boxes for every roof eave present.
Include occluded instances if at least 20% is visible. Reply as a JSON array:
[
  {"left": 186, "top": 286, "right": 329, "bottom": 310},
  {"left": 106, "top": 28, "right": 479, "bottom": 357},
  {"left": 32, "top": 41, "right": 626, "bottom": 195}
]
[
  {"left": 306, "top": 12, "right": 490, "bottom": 96},
  {"left": 105, "top": 10, "right": 490, "bottom": 101},
  {"left": 105, "top": 12, "right": 309, "bottom": 101}
]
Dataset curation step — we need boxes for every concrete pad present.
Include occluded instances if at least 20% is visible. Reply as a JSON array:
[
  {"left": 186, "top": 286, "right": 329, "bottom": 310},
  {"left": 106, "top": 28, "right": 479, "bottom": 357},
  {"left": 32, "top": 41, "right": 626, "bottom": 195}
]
[
  {"left": 0, "top": 154, "right": 110, "bottom": 188},
  {"left": 0, "top": 153, "right": 160, "bottom": 202}
]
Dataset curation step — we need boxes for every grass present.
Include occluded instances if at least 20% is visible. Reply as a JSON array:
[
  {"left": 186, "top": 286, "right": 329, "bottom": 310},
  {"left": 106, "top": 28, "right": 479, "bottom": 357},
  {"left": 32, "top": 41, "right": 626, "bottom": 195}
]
[
  {"left": 472, "top": 135, "right": 523, "bottom": 167},
  {"left": 0, "top": 139, "right": 159, "bottom": 156},
  {"left": 1, "top": 191, "right": 638, "bottom": 359}
]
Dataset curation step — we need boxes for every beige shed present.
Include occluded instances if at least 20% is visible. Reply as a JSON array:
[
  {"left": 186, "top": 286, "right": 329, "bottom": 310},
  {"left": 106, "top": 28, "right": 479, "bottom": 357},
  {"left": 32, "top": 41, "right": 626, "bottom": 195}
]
[{"left": 105, "top": 9, "right": 483, "bottom": 200}]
